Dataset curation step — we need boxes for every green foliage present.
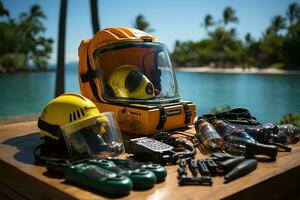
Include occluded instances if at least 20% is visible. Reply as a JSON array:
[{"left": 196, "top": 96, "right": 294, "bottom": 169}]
[
  {"left": 286, "top": 2, "right": 300, "bottom": 25},
  {"left": 171, "top": 3, "right": 300, "bottom": 70},
  {"left": 203, "top": 14, "right": 214, "bottom": 29},
  {"left": 277, "top": 113, "right": 300, "bottom": 127},
  {"left": 0, "top": 0, "right": 9, "bottom": 16},
  {"left": 210, "top": 105, "right": 231, "bottom": 115},
  {"left": 223, "top": 6, "right": 238, "bottom": 25},
  {"left": 245, "top": 33, "right": 253, "bottom": 44},
  {"left": 172, "top": 7, "right": 244, "bottom": 68},
  {"left": 172, "top": 40, "right": 205, "bottom": 67},
  {"left": 0, "top": 53, "right": 26, "bottom": 72},
  {"left": 268, "top": 15, "right": 286, "bottom": 34},
  {"left": 259, "top": 33, "right": 284, "bottom": 67},
  {"left": 0, "top": 1, "right": 53, "bottom": 72},
  {"left": 209, "top": 27, "right": 245, "bottom": 67},
  {"left": 282, "top": 20, "right": 300, "bottom": 68},
  {"left": 270, "top": 62, "right": 285, "bottom": 69},
  {"left": 133, "top": 14, "right": 154, "bottom": 33}
]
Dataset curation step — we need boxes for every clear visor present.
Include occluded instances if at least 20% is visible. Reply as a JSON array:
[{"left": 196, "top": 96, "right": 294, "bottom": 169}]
[
  {"left": 60, "top": 112, "right": 124, "bottom": 160},
  {"left": 93, "top": 42, "right": 180, "bottom": 104}
]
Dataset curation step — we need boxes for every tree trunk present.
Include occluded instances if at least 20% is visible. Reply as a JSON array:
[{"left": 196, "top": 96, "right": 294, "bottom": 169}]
[
  {"left": 55, "top": 0, "right": 67, "bottom": 97},
  {"left": 90, "top": 0, "right": 100, "bottom": 34}
]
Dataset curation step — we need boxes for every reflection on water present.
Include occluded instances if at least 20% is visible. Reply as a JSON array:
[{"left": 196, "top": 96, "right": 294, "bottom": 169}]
[{"left": 0, "top": 68, "right": 299, "bottom": 123}]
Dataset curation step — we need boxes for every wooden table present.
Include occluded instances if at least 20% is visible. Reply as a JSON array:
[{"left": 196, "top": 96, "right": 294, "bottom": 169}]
[{"left": 0, "top": 121, "right": 300, "bottom": 200}]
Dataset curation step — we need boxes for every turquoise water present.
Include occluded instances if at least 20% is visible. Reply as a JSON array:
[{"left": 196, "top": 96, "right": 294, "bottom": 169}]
[
  {"left": 0, "top": 68, "right": 299, "bottom": 123},
  {"left": 176, "top": 72, "right": 300, "bottom": 123}
]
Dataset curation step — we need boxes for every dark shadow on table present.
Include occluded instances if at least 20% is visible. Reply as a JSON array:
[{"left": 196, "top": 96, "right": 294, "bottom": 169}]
[
  {"left": 62, "top": 180, "right": 131, "bottom": 199},
  {"left": 2, "top": 132, "right": 42, "bottom": 165}
]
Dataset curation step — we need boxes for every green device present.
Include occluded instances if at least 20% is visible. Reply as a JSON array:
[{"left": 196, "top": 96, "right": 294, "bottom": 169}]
[
  {"left": 87, "top": 159, "right": 157, "bottom": 189},
  {"left": 105, "top": 157, "right": 167, "bottom": 183},
  {"left": 65, "top": 163, "right": 133, "bottom": 196}
]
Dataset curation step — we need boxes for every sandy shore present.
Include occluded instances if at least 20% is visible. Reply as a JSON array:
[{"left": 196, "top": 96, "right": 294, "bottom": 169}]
[{"left": 175, "top": 66, "right": 300, "bottom": 74}]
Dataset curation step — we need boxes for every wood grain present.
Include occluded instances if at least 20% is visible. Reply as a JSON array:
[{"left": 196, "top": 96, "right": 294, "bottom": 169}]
[{"left": 0, "top": 121, "right": 299, "bottom": 200}]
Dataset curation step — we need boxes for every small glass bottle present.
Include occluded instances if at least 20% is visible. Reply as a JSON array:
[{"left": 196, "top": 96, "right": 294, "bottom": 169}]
[
  {"left": 213, "top": 120, "right": 256, "bottom": 142},
  {"left": 212, "top": 120, "right": 278, "bottom": 158},
  {"left": 194, "top": 118, "right": 223, "bottom": 150}
]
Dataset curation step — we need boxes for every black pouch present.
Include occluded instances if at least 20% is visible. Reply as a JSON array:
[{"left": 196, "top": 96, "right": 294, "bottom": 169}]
[{"left": 201, "top": 108, "right": 262, "bottom": 129}]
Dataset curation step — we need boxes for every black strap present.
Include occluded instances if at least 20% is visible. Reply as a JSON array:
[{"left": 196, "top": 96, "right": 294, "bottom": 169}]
[
  {"left": 80, "top": 47, "right": 101, "bottom": 101},
  {"left": 215, "top": 108, "right": 261, "bottom": 126},
  {"left": 182, "top": 103, "right": 192, "bottom": 124},
  {"left": 216, "top": 108, "right": 254, "bottom": 120},
  {"left": 34, "top": 143, "right": 70, "bottom": 163},
  {"left": 199, "top": 114, "right": 217, "bottom": 123},
  {"left": 156, "top": 105, "right": 167, "bottom": 130},
  {"left": 34, "top": 143, "right": 77, "bottom": 175},
  {"left": 37, "top": 118, "right": 61, "bottom": 137},
  {"left": 175, "top": 140, "right": 197, "bottom": 160},
  {"left": 81, "top": 69, "right": 97, "bottom": 83},
  {"left": 200, "top": 108, "right": 261, "bottom": 126}
]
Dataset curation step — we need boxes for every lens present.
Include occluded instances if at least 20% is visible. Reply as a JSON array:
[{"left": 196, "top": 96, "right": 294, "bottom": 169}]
[
  {"left": 125, "top": 70, "right": 143, "bottom": 92},
  {"left": 145, "top": 83, "right": 154, "bottom": 95}
]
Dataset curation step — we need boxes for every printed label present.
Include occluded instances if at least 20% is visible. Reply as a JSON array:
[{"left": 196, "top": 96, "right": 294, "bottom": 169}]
[{"left": 166, "top": 108, "right": 182, "bottom": 116}]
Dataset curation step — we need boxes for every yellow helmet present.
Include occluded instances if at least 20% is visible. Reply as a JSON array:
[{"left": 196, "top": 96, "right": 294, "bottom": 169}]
[
  {"left": 37, "top": 93, "right": 124, "bottom": 161},
  {"left": 38, "top": 93, "right": 102, "bottom": 140},
  {"left": 107, "top": 65, "right": 155, "bottom": 99}
]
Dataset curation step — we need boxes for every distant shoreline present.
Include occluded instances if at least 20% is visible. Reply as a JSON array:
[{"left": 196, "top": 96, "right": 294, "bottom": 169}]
[
  {"left": 1, "top": 66, "right": 300, "bottom": 75},
  {"left": 175, "top": 66, "right": 300, "bottom": 75},
  {"left": 0, "top": 68, "right": 55, "bottom": 74}
]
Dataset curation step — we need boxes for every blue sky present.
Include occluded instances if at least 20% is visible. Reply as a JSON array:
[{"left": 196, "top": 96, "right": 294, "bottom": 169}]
[{"left": 3, "top": 0, "right": 300, "bottom": 64}]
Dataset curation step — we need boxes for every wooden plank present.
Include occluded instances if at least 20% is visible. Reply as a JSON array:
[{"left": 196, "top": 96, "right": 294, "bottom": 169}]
[
  {"left": 0, "top": 114, "right": 38, "bottom": 125},
  {"left": 0, "top": 121, "right": 299, "bottom": 200},
  {"left": 0, "top": 181, "right": 28, "bottom": 200},
  {"left": 225, "top": 166, "right": 300, "bottom": 200}
]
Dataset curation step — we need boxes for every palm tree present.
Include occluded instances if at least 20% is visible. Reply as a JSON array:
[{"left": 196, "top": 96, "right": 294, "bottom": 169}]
[
  {"left": 223, "top": 6, "right": 238, "bottom": 25},
  {"left": 55, "top": 0, "right": 67, "bottom": 97},
  {"left": 245, "top": 32, "right": 253, "bottom": 44},
  {"left": 28, "top": 5, "right": 46, "bottom": 21},
  {"left": 133, "top": 14, "right": 154, "bottom": 32},
  {"left": 270, "top": 15, "right": 286, "bottom": 34},
  {"left": 229, "top": 28, "right": 236, "bottom": 37},
  {"left": 209, "top": 27, "right": 234, "bottom": 67},
  {"left": 90, "top": 0, "right": 100, "bottom": 34},
  {"left": 286, "top": 2, "right": 300, "bottom": 25},
  {"left": 0, "top": 0, "right": 9, "bottom": 16},
  {"left": 203, "top": 14, "right": 214, "bottom": 30}
]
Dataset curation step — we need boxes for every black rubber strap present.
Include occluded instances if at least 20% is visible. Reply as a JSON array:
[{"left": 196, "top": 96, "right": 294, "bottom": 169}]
[
  {"left": 182, "top": 103, "right": 192, "bottom": 124},
  {"left": 81, "top": 46, "right": 101, "bottom": 101},
  {"left": 33, "top": 143, "right": 70, "bottom": 164},
  {"left": 37, "top": 118, "right": 61, "bottom": 137},
  {"left": 156, "top": 105, "right": 167, "bottom": 130},
  {"left": 81, "top": 69, "right": 97, "bottom": 83},
  {"left": 176, "top": 140, "right": 196, "bottom": 159},
  {"left": 34, "top": 143, "right": 46, "bottom": 163},
  {"left": 216, "top": 108, "right": 253, "bottom": 120}
]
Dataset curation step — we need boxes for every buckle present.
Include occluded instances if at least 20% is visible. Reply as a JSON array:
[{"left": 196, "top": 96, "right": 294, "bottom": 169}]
[
  {"left": 161, "top": 115, "right": 167, "bottom": 122},
  {"left": 186, "top": 110, "right": 192, "bottom": 116}
]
